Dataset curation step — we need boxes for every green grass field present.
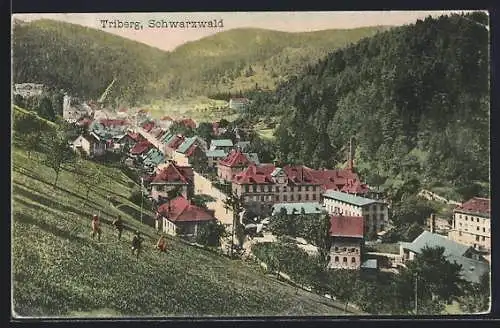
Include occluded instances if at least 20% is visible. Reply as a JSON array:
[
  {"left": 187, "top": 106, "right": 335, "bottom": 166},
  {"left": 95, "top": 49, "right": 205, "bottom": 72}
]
[
  {"left": 11, "top": 142, "right": 364, "bottom": 317},
  {"left": 143, "top": 97, "right": 239, "bottom": 123}
]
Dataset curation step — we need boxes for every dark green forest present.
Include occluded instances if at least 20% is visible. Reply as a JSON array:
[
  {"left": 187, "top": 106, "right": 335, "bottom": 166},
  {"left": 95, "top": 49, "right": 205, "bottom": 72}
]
[
  {"left": 12, "top": 19, "right": 169, "bottom": 105},
  {"left": 12, "top": 19, "right": 387, "bottom": 102},
  {"left": 243, "top": 13, "right": 490, "bottom": 200}
]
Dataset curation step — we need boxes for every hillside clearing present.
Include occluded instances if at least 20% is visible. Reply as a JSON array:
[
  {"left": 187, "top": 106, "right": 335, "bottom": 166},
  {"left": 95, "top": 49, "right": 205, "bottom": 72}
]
[{"left": 11, "top": 145, "right": 364, "bottom": 317}]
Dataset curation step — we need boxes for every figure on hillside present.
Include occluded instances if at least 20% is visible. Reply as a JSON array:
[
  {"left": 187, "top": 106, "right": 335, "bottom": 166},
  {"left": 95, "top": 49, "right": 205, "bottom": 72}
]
[
  {"left": 91, "top": 214, "right": 102, "bottom": 241},
  {"left": 155, "top": 235, "right": 167, "bottom": 253},
  {"left": 131, "top": 231, "right": 144, "bottom": 259},
  {"left": 112, "top": 215, "right": 124, "bottom": 240}
]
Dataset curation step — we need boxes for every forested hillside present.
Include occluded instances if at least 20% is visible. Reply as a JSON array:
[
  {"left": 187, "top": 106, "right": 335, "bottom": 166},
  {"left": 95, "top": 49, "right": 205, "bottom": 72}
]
[
  {"left": 12, "top": 19, "right": 170, "bottom": 105},
  {"left": 154, "top": 27, "right": 390, "bottom": 97},
  {"left": 12, "top": 19, "right": 388, "bottom": 103},
  {"left": 244, "top": 12, "right": 490, "bottom": 199}
]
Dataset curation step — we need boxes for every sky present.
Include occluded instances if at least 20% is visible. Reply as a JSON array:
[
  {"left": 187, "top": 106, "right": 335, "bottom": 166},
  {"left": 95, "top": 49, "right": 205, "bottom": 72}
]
[{"left": 13, "top": 11, "right": 478, "bottom": 51}]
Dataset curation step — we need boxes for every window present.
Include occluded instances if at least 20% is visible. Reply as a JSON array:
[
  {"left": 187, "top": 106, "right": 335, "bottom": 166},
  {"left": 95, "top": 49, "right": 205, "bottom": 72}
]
[
  {"left": 351, "top": 257, "right": 356, "bottom": 263},
  {"left": 276, "top": 196, "right": 280, "bottom": 201},
  {"left": 260, "top": 185, "right": 264, "bottom": 192},
  {"left": 476, "top": 235, "right": 480, "bottom": 241},
  {"left": 334, "top": 256, "right": 339, "bottom": 262},
  {"left": 477, "top": 226, "right": 480, "bottom": 231},
  {"left": 477, "top": 218, "right": 479, "bottom": 222},
  {"left": 298, "top": 194, "right": 302, "bottom": 201},
  {"left": 298, "top": 186, "right": 302, "bottom": 192},
  {"left": 380, "top": 224, "right": 385, "bottom": 231},
  {"left": 305, "top": 186, "right": 309, "bottom": 191},
  {"left": 483, "top": 227, "right": 486, "bottom": 232},
  {"left": 482, "top": 236, "right": 486, "bottom": 241},
  {"left": 291, "top": 186, "right": 294, "bottom": 192},
  {"left": 334, "top": 247, "right": 339, "bottom": 252},
  {"left": 459, "top": 231, "right": 462, "bottom": 236},
  {"left": 268, "top": 186, "right": 272, "bottom": 192},
  {"left": 465, "top": 216, "right": 468, "bottom": 221},
  {"left": 283, "top": 187, "right": 287, "bottom": 192},
  {"left": 290, "top": 195, "right": 294, "bottom": 201},
  {"left": 252, "top": 185, "right": 257, "bottom": 192},
  {"left": 343, "top": 257, "right": 347, "bottom": 263},
  {"left": 343, "top": 247, "right": 347, "bottom": 252},
  {"left": 261, "top": 196, "right": 264, "bottom": 201},
  {"left": 245, "top": 185, "right": 249, "bottom": 193},
  {"left": 305, "top": 194, "right": 309, "bottom": 201},
  {"left": 312, "top": 194, "right": 317, "bottom": 201},
  {"left": 284, "top": 195, "right": 287, "bottom": 201},
  {"left": 276, "top": 187, "right": 279, "bottom": 192}
]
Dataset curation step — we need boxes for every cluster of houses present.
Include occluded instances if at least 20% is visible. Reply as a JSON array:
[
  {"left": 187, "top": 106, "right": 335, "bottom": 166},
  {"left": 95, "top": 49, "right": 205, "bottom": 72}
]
[{"left": 63, "top": 99, "right": 491, "bottom": 283}]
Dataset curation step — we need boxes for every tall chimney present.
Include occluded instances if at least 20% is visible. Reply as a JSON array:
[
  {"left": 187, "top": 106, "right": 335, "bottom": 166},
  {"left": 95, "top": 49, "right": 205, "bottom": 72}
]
[
  {"left": 348, "top": 137, "right": 354, "bottom": 171},
  {"left": 430, "top": 213, "right": 436, "bottom": 233}
]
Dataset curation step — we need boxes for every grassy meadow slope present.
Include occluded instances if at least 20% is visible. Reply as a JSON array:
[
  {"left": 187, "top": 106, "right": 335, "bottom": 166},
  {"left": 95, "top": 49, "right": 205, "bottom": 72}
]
[{"left": 11, "top": 131, "right": 363, "bottom": 317}]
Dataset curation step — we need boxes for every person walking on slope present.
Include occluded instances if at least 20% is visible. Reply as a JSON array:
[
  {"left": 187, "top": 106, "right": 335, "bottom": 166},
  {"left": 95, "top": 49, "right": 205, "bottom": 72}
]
[
  {"left": 131, "top": 231, "right": 144, "bottom": 259},
  {"left": 91, "top": 214, "right": 101, "bottom": 241},
  {"left": 155, "top": 235, "right": 167, "bottom": 253},
  {"left": 112, "top": 215, "right": 124, "bottom": 240}
]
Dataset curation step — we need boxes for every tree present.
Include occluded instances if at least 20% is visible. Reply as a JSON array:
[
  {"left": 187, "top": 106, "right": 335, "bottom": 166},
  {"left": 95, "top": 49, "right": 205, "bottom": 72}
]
[
  {"left": 37, "top": 96, "right": 56, "bottom": 121},
  {"left": 195, "top": 122, "right": 214, "bottom": 144},
  {"left": 74, "top": 161, "right": 107, "bottom": 203},
  {"left": 191, "top": 194, "right": 216, "bottom": 209},
  {"left": 43, "top": 131, "right": 76, "bottom": 187},
  {"left": 196, "top": 220, "right": 227, "bottom": 247},
  {"left": 397, "top": 246, "right": 465, "bottom": 314},
  {"left": 222, "top": 191, "right": 245, "bottom": 258},
  {"left": 330, "top": 269, "right": 362, "bottom": 313},
  {"left": 459, "top": 272, "right": 490, "bottom": 313}
]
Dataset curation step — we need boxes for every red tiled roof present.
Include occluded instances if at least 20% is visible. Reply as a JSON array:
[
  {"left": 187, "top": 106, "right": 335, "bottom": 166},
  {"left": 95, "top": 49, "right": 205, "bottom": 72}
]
[
  {"left": 158, "top": 196, "right": 215, "bottom": 223},
  {"left": 178, "top": 118, "right": 197, "bottom": 129},
  {"left": 185, "top": 144, "right": 198, "bottom": 157},
  {"left": 130, "top": 140, "right": 152, "bottom": 155},
  {"left": 138, "top": 109, "right": 148, "bottom": 114},
  {"left": 160, "top": 116, "right": 173, "bottom": 121},
  {"left": 126, "top": 132, "right": 142, "bottom": 142},
  {"left": 329, "top": 215, "right": 364, "bottom": 238},
  {"left": 119, "top": 108, "right": 128, "bottom": 112},
  {"left": 167, "top": 135, "right": 185, "bottom": 150},
  {"left": 233, "top": 163, "right": 276, "bottom": 184},
  {"left": 142, "top": 122, "right": 155, "bottom": 132},
  {"left": 455, "top": 197, "right": 490, "bottom": 217},
  {"left": 341, "top": 178, "right": 370, "bottom": 194},
  {"left": 152, "top": 162, "right": 193, "bottom": 184},
  {"left": 77, "top": 117, "right": 93, "bottom": 127},
  {"left": 310, "top": 168, "right": 364, "bottom": 192},
  {"left": 283, "top": 165, "right": 319, "bottom": 185},
  {"left": 219, "top": 149, "right": 251, "bottom": 168},
  {"left": 100, "top": 119, "right": 128, "bottom": 127}
]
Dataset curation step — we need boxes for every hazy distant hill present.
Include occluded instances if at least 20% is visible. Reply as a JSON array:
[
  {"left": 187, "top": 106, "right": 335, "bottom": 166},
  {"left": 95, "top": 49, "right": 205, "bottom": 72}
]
[
  {"left": 154, "top": 26, "right": 391, "bottom": 97},
  {"left": 12, "top": 19, "right": 389, "bottom": 103}
]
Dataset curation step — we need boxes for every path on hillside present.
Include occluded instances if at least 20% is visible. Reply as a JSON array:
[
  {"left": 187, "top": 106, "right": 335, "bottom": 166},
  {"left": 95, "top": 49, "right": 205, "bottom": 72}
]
[{"left": 418, "top": 189, "right": 461, "bottom": 206}]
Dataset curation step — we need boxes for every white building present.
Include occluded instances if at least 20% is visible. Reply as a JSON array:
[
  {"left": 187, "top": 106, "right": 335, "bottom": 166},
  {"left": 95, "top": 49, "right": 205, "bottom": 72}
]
[
  {"left": 448, "top": 197, "right": 491, "bottom": 253},
  {"left": 70, "top": 132, "right": 106, "bottom": 157},
  {"left": 63, "top": 95, "right": 92, "bottom": 123},
  {"left": 322, "top": 190, "right": 389, "bottom": 236}
]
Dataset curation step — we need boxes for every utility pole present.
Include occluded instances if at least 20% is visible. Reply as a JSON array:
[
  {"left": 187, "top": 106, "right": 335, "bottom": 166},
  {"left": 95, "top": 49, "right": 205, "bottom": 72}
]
[
  {"left": 414, "top": 274, "right": 418, "bottom": 315},
  {"left": 140, "top": 177, "right": 144, "bottom": 224}
]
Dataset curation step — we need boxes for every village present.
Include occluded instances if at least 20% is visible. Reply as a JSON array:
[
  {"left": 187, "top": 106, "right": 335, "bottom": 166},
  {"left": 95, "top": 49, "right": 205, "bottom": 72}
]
[{"left": 60, "top": 89, "right": 491, "bottom": 293}]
